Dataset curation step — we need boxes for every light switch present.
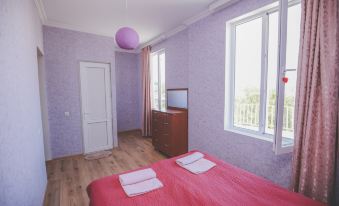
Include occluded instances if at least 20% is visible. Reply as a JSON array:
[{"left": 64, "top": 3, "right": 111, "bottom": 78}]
[{"left": 64, "top": 112, "right": 70, "bottom": 117}]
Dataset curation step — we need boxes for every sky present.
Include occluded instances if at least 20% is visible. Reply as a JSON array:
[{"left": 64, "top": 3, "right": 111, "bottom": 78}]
[{"left": 234, "top": 3, "right": 301, "bottom": 98}]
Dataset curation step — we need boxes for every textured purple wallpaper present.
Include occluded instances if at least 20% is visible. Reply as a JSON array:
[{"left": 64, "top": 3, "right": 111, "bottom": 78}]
[
  {"left": 115, "top": 52, "right": 141, "bottom": 132},
  {"left": 0, "top": 0, "right": 47, "bottom": 205},
  {"left": 151, "top": 0, "right": 293, "bottom": 188},
  {"left": 152, "top": 30, "right": 189, "bottom": 89},
  {"left": 187, "top": 0, "right": 292, "bottom": 188},
  {"left": 43, "top": 26, "right": 118, "bottom": 158}
]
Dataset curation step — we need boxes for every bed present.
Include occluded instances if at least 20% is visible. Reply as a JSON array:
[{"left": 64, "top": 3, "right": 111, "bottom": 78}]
[{"left": 87, "top": 151, "right": 324, "bottom": 206}]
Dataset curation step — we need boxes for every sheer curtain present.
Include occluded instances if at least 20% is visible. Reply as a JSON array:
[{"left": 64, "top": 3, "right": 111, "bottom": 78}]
[
  {"left": 291, "top": 0, "right": 338, "bottom": 204},
  {"left": 141, "top": 46, "right": 152, "bottom": 136}
]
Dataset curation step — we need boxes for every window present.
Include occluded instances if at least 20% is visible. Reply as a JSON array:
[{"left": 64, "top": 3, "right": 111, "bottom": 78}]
[
  {"left": 150, "top": 50, "right": 166, "bottom": 110},
  {"left": 225, "top": 1, "right": 301, "bottom": 154}
]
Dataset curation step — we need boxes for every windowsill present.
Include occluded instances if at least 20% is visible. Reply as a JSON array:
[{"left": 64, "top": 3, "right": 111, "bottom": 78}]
[
  {"left": 225, "top": 128, "right": 274, "bottom": 143},
  {"left": 224, "top": 127, "right": 294, "bottom": 155}
]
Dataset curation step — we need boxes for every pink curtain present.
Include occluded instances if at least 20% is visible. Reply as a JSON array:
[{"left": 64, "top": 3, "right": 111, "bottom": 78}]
[
  {"left": 291, "top": 0, "right": 338, "bottom": 204},
  {"left": 141, "top": 46, "right": 152, "bottom": 137}
]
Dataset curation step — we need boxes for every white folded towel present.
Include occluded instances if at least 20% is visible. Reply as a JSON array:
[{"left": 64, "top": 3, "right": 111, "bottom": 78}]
[
  {"left": 121, "top": 178, "right": 163, "bottom": 197},
  {"left": 119, "top": 168, "right": 156, "bottom": 186},
  {"left": 180, "top": 158, "right": 216, "bottom": 174},
  {"left": 175, "top": 152, "right": 204, "bottom": 166},
  {"left": 119, "top": 168, "right": 163, "bottom": 197}
]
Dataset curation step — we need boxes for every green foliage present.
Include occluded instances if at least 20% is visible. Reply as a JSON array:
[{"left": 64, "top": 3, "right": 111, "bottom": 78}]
[
  {"left": 235, "top": 88, "right": 294, "bottom": 107},
  {"left": 235, "top": 88, "right": 260, "bottom": 104},
  {"left": 234, "top": 88, "right": 295, "bottom": 131}
]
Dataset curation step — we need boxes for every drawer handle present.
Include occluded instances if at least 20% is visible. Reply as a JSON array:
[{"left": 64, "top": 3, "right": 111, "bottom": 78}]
[
  {"left": 163, "top": 133, "right": 169, "bottom": 136},
  {"left": 163, "top": 122, "right": 169, "bottom": 125},
  {"left": 164, "top": 144, "right": 169, "bottom": 147}
]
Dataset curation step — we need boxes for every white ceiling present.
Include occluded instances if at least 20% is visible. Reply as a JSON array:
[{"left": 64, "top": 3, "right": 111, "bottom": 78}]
[{"left": 40, "top": 0, "right": 217, "bottom": 46}]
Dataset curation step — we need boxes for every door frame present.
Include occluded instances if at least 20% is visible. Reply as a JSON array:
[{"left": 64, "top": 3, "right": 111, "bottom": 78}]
[
  {"left": 79, "top": 61, "right": 118, "bottom": 154},
  {"left": 37, "top": 48, "right": 52, "bottom": 160}
]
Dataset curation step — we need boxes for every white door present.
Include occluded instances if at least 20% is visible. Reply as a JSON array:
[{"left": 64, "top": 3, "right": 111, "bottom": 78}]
[{"left": 80, "top": 62, "right": 113, "bottom": 154}]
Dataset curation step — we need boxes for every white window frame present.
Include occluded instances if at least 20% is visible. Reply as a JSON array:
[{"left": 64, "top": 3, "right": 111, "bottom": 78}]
[
  {"left": 150, "top": 49, "right": 166, "bottom": 110},
  {"left": 225, "top": 0, "right": 300, "bottom": 154},
  {"left": 274, "top": 0, "right": 300, "bottom": 154}
]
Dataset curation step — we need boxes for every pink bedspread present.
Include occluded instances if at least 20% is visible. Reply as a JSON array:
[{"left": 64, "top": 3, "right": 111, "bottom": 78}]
[{"left": 87, "top": 151, "right": 324, "bottom": 206}]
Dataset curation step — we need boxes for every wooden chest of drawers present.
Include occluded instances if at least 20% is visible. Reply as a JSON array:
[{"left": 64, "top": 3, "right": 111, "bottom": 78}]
[{"left": 152, "top": 109, "right": 188, "bottom": 157}]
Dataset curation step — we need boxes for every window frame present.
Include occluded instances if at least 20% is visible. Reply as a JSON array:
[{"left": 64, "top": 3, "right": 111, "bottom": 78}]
[
  {"left": 150, "top": 49, "right": 166, "bottom": 111},
  {"left": 225, "top": 0, "right": 301, "bottom": 154},
  {"left": 274, "top": 0, "right": 300, "bottom": 154}
]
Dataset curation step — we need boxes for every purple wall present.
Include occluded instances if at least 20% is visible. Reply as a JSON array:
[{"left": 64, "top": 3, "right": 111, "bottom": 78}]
[
  {"left": 187, "top": 0, "right": 292, "bottom": 187},
  {"left": 152, "top": 0, "right": 292, "bottom": 187},
  {"left": 43, "top": 26, "right": 118, "bottom": 159},
  {"left": 115, "top": 52, "right": 141, "bottom": 132},
  {"left": 152, "top": 30, "right": 189, "bottom": 89},
  {"left": 0, "top": 0, "right": 47, "bottom": 205}
]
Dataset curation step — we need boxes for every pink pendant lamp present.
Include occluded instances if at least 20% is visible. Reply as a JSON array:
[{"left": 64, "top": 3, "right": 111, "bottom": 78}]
[
  {"left": 115, "top": 0, "right": 139, "bottom": 50},
  {"left": 115, "top": 27, "right": 139, "bottom": 50}
]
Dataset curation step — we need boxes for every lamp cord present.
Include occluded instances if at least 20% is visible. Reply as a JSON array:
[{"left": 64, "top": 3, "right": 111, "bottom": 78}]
[{"left": 125, "top": 0, "right": 129, "bottom": 26}]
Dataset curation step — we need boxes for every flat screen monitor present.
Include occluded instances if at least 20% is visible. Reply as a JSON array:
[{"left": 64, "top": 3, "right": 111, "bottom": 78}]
[{"left": 167, "top": 89, "right": 188, "bottom": 109}]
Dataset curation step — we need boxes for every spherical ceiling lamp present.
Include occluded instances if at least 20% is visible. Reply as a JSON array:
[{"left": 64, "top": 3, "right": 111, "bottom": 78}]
[{"left": 115, "top": 27, "right": 139, "bottom": 50}]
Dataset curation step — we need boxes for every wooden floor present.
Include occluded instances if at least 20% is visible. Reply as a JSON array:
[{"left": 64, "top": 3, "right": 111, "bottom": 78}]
[{"left": 43, "top": 130, "right": 166, "bottom": 206}]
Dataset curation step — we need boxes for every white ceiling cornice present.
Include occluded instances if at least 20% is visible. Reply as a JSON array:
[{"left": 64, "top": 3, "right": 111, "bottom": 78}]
[
  {"left": 115, "top": 47, "right": 140, "bottom": 54},
  {"left": 138, "top": 0, "right": 239, "bottom": 50},
  {"left": 208, "top": 0, "right": 239, "bottom": 12},
  {"left": 34, "top": 0, "right": 239, "bottom": 54},
  {"left": 44, "top": 19, "right": 114, "bottom": 38},
  {"left": 34, "top": 0, "right": 47, "bottom": 23}
]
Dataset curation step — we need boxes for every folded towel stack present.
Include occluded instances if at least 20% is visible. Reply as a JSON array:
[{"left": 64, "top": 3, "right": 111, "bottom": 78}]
[
  {"left": 118, "top": 152, "right": 215, "bottom": 197},
  {"left": 176, "top": 152, "right": 216, "bottom": 174},
  {"left": 119, "top": 168, "right": 163, "bottom": 197}
]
